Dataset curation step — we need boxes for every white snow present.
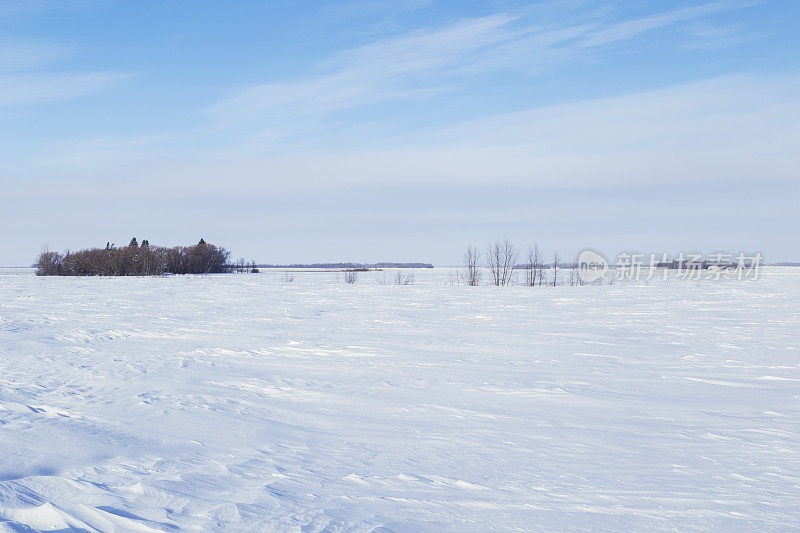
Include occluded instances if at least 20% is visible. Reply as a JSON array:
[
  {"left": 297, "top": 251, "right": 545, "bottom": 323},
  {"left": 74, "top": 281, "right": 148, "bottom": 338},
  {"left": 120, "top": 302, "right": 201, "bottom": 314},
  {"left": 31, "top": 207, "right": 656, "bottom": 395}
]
[{"left": 1, "top": 267, "right": 799, "bottom": 531}]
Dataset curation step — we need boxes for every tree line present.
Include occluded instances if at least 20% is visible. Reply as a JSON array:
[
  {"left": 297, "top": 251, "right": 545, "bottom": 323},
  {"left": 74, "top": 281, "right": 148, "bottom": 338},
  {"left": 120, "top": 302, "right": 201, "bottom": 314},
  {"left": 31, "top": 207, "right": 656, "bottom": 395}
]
[
  {"left": 256, "top": 262, "right": 433, "bottom": 269},
  {"left": 36, "top": 238, "right": 231, "bottom": 276}
]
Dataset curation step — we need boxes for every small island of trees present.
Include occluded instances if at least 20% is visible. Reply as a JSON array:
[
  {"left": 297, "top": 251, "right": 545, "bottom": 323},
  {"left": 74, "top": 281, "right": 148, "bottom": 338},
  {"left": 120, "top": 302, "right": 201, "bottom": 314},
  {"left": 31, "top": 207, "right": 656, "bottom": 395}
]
[{"left": 36, "top": 238, "right": 231, "bottom": 276}]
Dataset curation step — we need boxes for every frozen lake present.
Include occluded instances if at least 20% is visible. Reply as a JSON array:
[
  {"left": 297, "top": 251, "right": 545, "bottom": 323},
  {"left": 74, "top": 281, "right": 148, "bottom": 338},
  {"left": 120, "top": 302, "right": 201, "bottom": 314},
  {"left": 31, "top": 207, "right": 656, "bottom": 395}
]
[{"left": 1, "top": 267, "right": 798, "bottom": 531}]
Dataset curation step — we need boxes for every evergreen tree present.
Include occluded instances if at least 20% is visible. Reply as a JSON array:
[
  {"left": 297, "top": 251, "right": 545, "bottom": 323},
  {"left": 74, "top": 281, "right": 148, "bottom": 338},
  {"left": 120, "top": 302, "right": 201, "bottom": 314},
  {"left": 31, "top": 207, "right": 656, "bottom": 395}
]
[
  {"left": 198, "top": 238, "right": 206, "bottom": 245},
  {"left": 129, "top": 237, "right": 138, "bottom": 248}
]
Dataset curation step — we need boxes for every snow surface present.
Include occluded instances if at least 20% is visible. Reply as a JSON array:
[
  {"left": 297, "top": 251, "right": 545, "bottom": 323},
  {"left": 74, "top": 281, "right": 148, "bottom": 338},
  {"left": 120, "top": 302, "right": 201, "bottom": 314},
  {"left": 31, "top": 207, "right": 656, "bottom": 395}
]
[{"left": 1, "top": 267, "right": 799, "bottom": 531}]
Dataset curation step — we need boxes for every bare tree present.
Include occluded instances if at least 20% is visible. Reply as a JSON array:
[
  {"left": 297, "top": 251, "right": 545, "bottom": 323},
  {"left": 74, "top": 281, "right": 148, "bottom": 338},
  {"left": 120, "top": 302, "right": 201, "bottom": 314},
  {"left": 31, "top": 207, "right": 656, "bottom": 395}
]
[
  {"left": 538, "top": 249, "right": 546, "bottom": 286},
  {"left": 570, "top": 254, "right": 583, "bottom": 286},
  {"left": 461, "top": 245, "right": 482, "bottom": 286},
  {"left": 281, "top": 271, "right": 294, "bottom": 283},
  {"left": 487, "top": 243, "right": 501, "bottom": 286},
  {"left": 395, "top": 270, "right": 415, "bottom": 285},
  {"left": 343, "top": 269, "right": 358, "bottom": 284},
  {"left": 552, "top": 251, "right": 560, "bottom": 286},
  {"left": 525, "top": 243, "right": 542, "bottom": 287},
  {"left": 487, "top": 239, "right": 518, "bottom": 286},
  {"left": 447, "top": 269, "right": 459, "bottom": 286}
]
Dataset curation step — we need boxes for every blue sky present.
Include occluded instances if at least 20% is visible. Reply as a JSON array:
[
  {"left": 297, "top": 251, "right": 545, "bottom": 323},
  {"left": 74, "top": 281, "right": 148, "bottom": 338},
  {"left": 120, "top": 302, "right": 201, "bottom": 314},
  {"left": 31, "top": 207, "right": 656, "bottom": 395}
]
[{"left": 1, "top": 0, "right": 798, "bottom": 265}]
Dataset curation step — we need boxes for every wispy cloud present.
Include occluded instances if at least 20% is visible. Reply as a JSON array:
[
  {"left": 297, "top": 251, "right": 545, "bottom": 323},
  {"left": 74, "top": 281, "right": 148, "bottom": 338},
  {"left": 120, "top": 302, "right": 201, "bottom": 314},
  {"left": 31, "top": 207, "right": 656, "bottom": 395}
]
[
  {"left": 0, "top": 0, "right": 107, "bottom": 19},
  {"left": 678, "top": 21, "right": 753, "bottom": 50},
  {"left": 0, "top": 34, "right": 127, "bottom": 109},
  {"left": 206, "top": 14, "right": 515, "bottom": 126},
  {"left": 574, "top": 1, "right": 753, "bottom": 48},
  {"left": 32, "top": 73, "right": 798, "bottom": 196},
  {"left": 205, "top": 0, "right": 761, "bottom": 141},
  {"left": 0, "top": 71, "right": 128, "bottom": 108},
  {"left": 34, "top": 133, "right": 176, "bottom": 170},
  {"left": 0, "top": 39, "right": 72, "bottom": 72}
]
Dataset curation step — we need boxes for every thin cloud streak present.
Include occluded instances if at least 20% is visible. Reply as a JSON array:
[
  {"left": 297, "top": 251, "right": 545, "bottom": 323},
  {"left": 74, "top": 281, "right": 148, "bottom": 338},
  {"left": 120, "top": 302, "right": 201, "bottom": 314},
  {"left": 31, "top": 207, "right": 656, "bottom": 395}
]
[
  {"left": 575, "top": 0, "right": 757, "bottom": 48},
  {"left": 205, "top": 15, "right": 515, "bottom": 124},
  {"left": 25, "top": 74, "right": 800, "bottom": 198},
  {"left": 0, "top": 39, "right": 73, "bottom": 72},
  {"left": 206, "top": 0, "right": 761, "bottom": 140},
  {"left": 0, "top": 35, "right": 128, "bottom": 109},
  {"left": 0, "top": 71, "right": 129, "bottom": 108}
]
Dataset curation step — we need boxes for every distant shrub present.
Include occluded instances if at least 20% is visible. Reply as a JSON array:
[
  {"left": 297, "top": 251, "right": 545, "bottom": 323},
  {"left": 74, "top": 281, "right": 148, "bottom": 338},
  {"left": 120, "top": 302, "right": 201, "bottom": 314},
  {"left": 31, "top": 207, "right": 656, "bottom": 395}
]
[
  {"left": 395, "top": 270, "right": 415, "bottom": 285},
  {"left": 36, "top": 239, "right": 230, "bottom": 276},
  {"left": 343, "top": 270, "right": 358, "bottom": 284}
]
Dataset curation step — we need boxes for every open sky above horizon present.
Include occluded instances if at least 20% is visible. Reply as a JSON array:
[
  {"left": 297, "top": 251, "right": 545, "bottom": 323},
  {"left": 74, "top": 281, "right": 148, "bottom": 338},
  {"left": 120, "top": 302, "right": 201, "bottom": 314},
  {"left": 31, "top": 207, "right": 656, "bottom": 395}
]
[{"left": 1, "top": 0, "right": 798, "bottom": 266}]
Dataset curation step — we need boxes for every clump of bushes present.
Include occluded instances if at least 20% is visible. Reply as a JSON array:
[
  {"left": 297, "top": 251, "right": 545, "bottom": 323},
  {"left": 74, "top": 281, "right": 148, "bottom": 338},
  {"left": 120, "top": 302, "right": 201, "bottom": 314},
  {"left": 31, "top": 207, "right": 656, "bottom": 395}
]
[{"left": 36, "top": 238, "right": 230, "bottom": 276}]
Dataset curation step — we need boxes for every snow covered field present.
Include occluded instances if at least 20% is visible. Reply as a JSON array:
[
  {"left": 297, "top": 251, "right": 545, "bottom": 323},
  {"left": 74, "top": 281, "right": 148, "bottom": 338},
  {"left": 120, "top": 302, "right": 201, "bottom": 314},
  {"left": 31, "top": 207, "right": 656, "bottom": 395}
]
[{"left": 1, "top": 267, "right": 798, "bottom": 531}]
